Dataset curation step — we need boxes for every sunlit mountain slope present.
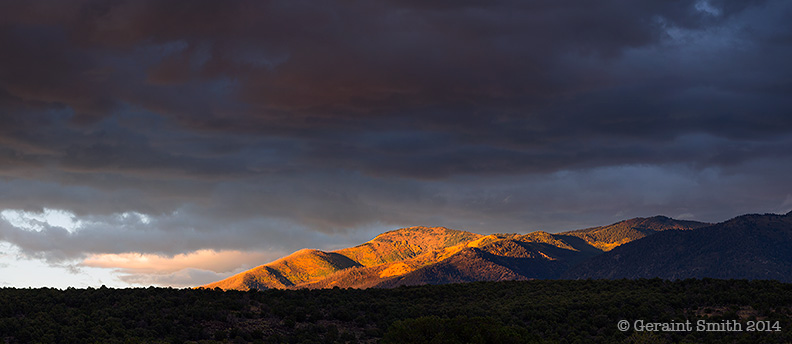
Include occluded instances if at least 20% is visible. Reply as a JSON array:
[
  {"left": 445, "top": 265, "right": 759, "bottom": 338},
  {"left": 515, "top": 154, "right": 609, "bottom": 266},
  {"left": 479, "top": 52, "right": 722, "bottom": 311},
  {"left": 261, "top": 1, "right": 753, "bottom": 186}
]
[
  {"left": 201, "top": 226, "right": 480, "bottom": 290},
  {"left": 201, "top": 216, "right": 718, "bottom": 290}
]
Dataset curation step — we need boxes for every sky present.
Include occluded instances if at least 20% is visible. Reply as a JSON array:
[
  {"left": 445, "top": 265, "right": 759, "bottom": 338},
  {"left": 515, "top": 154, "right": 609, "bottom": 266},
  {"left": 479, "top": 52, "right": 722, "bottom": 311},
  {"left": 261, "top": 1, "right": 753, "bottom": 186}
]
[{"left": 1, "top": 0, "right": 791, "bottom": 288}]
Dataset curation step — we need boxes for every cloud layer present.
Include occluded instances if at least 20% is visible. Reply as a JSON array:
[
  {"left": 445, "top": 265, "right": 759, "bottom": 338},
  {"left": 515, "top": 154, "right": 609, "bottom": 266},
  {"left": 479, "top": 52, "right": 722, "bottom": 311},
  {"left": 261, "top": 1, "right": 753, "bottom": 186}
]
[{"left": 1, "top": 0, "right": 791, "bottom": 286}]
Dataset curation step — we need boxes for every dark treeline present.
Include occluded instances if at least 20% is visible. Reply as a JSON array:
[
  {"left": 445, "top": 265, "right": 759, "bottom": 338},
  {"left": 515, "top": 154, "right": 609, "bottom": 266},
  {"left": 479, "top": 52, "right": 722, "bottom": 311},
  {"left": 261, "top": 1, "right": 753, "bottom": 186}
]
[{"left": 1, "top": 279, "right": 791, "bottom": 343}]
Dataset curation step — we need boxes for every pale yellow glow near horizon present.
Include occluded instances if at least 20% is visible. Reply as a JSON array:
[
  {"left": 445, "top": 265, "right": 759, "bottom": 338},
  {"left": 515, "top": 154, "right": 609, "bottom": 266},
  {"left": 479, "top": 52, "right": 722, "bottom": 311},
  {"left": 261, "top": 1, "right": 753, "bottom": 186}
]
[
  {"left": 83, "top": 249, "right": 278, "bottom": 274},
  {"left": 0, "top": 208, "right": 269, "bottom": 288}
]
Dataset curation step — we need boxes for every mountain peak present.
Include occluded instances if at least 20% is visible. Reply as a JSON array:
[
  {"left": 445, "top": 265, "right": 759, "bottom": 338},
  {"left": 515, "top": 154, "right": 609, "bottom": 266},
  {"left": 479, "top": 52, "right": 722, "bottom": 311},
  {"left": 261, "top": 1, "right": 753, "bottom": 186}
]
[
  {"left": 565, "top": 212, "right": 792, "bottom": 281},
  {"left": 560, "top": 216, "right": 709, "bottom": 251},
  {"left": 366, "top": 226, "right": 481, "bottom": 249},
  {"left": 201, "top": 212, "right": 789, "bottom": 290},
  {"left": 371, "top": 226, "right": 456, "bottom": 240}
]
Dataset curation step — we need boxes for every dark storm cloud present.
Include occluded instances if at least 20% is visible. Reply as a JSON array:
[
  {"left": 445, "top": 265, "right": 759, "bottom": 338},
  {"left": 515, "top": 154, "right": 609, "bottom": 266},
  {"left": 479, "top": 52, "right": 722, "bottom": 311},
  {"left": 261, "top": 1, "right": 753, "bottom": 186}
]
[
  {"left": 2, "top": 0, "right": 790, "bottom": 180},
  {"left": 0, "top": 0, "right": 791, "bottom": 273}
]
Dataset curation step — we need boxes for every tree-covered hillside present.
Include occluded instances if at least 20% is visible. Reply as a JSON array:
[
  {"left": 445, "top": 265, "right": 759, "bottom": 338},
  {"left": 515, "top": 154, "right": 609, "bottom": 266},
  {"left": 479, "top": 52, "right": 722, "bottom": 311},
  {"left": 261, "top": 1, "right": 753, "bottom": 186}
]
[
  {"left": 1, "top": 279, "right": 791, "bottom": 343},
  {"left": 565, "top": 213, "right": 792, "bottom": 281}
]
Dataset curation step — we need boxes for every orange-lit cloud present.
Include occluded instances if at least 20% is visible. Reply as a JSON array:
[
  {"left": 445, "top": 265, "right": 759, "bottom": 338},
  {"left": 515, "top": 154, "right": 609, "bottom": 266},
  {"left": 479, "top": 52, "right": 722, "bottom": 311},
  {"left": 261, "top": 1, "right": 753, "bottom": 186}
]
[{"left": 82, "top": 249, "right": 278, "bottom": 274}]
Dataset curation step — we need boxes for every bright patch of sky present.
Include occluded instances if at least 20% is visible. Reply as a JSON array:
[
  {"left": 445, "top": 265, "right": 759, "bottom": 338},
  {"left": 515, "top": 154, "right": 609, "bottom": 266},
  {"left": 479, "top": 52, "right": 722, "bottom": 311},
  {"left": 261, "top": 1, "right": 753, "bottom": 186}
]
[
  {"left": 0, "top": 209, "right": 153, "bottom": 233},
  {"left": 1, "top": 208, "right": 83, "bottom": 233},
  {"left": 0, "top": 243, "right": 128, "bottom": 288},
  {"left": 120, "top": 211, "right": 152, "bottom": 224},
  {"left": 0, "top": 209, "right": 157, "bottom": 288}
]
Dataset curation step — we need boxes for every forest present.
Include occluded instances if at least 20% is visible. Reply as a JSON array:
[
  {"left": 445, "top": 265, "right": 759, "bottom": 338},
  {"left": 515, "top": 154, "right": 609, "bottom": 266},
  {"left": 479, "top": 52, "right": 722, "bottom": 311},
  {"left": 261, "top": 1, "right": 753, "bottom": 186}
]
[{"left": 1, "top": 279, "right": 791, "bottom": 343}]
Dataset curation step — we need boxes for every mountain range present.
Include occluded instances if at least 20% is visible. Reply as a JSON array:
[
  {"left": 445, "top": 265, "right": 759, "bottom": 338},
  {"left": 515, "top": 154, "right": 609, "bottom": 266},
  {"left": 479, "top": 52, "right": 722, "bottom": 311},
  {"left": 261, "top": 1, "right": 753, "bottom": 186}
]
[
  {"left": 201, "top": 211, "right": 792, "bottom": 290},
  {"left": 565, "top": 211, "right": 792, "bottom": 281}
]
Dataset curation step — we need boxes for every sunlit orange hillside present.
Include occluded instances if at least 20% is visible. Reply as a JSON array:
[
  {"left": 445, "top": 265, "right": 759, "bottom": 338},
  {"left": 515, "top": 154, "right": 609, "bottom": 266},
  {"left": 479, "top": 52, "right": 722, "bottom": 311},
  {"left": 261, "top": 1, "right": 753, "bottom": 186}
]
[
  {"left": 201, "top": 226, "right": 481, "bottom": 290},
  {"left": 201, "top": 217, "right": 712, "bottom": 290},
  {"left": 201, "top": 249, "right": 362, "bottom": 290}
]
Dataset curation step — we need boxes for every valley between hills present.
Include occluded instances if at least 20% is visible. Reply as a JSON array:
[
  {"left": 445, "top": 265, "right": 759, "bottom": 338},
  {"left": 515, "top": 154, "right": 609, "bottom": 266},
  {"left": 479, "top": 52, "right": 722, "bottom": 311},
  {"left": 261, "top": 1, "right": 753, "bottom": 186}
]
[{"left": 202, "top": 211, "right": 792, "bottom": 290}]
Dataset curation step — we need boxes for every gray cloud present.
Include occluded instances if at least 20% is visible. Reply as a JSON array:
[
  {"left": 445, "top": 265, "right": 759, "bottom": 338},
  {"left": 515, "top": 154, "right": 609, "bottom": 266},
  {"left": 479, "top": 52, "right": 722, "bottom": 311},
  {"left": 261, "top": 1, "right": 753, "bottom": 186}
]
[
  {"left": 0, "top": 1, "right": 789, "bottom": 181},
  {"left": 2, "top": 156, "right": 791, "bottom": 265}
]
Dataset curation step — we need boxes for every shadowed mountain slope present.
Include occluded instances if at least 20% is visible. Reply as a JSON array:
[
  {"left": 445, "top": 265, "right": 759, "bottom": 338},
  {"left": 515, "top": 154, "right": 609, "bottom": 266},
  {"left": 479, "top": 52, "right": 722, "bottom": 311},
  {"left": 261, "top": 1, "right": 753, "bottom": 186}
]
[
  {"left": 202, "top": 216, "right": 728, "bottom": 290},
  {"left": 258, "top": 231, "right": 596, "bottom": 289},
  {"left": 563, "top": 212, "right": 792, "bottom": 281},
  {"left": 559, "top": 216, "right": 709, "bottom": 251},
  {"left": 374, "top": 233, "right": 603, "bottom": 287}
]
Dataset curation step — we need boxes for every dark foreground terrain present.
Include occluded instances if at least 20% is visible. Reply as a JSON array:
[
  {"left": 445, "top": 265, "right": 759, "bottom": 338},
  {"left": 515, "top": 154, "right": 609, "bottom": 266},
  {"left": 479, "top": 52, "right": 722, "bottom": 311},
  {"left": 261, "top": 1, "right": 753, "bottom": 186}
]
[{"left": 2, "top": 279, "right": 791, "bottom": 343}]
